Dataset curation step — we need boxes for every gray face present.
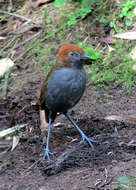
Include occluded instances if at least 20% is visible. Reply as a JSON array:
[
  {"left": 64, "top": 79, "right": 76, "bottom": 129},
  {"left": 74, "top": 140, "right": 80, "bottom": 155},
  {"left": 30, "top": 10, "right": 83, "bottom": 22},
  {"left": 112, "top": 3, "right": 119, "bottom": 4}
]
[
  {"left": 68, "top": 51, "right": 91, "bottom": 68},
  {"left": 68, "top": 51, "right": 81, "bottom": 62}
]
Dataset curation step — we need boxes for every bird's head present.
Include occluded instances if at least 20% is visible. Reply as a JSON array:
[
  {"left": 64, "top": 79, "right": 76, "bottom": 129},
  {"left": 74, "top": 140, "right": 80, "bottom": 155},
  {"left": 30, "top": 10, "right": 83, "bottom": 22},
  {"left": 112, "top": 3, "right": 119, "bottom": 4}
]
[{"left": 57, "top": 44, "right": 91, "bottom": 68}]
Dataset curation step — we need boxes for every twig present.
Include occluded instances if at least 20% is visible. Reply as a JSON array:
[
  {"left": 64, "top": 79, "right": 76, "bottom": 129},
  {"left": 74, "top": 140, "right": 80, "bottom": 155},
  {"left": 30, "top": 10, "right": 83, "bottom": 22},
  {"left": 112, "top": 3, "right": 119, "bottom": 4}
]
[
  {"left": 23, "top": 160, "right": 39, "bottom": 175},
  {"left": 0, "top": 35, "right": 18, "bottom": 56},
  {"left": 1, "top": 31, "right": 41, "bottom": 57},
  {"left": 14, "top": 31, "right": 41, "bottom": 50},
  {"left": 18, "top": 105, "right": 27, "bottom": 114},
  {"left": 8, "top": 0, "right": 13, "bottom": 13},
  {"left": 0, "top": 15, "right": 7, "bottom": 23},
  {"left": 13, "top": 45, "right": 34, "bottom": 62},
  {"left": 2, "top": 66, "right": 13, "bottom": 98},
  {"left": 0, "top": 115, "right": 7, "bottom": 119},
  {"left": 40, "top": 23, "right": 67, "bottom": 42},
  {"left": 0, "top": 10, "right": 33, "bottom": 23}
]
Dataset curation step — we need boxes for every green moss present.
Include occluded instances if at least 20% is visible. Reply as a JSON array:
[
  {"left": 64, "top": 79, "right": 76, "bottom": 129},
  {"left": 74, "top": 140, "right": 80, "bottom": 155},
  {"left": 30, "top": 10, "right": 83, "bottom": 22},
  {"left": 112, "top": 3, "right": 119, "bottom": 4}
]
[{"left": 89, "top": 40, "right": 136, "bottom": 89}]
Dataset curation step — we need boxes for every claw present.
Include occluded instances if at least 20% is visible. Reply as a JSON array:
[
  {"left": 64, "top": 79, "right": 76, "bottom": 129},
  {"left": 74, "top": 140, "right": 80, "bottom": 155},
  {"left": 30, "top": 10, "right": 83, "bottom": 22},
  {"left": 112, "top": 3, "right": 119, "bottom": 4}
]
[
  {"left": 43, "top": 148, "right": 56, "bottom": 160},
  {"left": 81, "top": 134, "right": 96, "bottom": 149}
]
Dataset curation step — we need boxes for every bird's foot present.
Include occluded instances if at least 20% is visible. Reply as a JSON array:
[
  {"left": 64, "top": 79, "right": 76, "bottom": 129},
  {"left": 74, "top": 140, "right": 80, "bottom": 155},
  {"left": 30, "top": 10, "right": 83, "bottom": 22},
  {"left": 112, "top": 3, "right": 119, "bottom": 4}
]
[
  {"left": 81, "top": 134, "right": 96, "bottom": 149},
  {"left": 43, "top": 148, "right": 56, "bottom": 160}
]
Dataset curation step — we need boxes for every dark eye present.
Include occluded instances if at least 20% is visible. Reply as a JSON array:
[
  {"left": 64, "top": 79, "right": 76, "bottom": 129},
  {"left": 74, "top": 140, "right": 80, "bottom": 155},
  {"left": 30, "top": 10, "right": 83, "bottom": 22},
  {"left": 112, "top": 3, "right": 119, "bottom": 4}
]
[
  {"left": 69, "top": 52, "right": 80, "bottom": 57},
  {"left": 69, "top": 52, "right": 74, "bottom": 56}
]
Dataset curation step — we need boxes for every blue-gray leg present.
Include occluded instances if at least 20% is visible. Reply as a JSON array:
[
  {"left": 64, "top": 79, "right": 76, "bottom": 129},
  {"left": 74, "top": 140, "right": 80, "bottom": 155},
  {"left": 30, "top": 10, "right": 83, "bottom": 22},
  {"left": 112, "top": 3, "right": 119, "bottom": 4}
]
[
  {"left": 65, "top": 113, "right": 95, "bottom": 149},
  {"left": 43, "top": 118, "right": 54, "bottom": 160}
]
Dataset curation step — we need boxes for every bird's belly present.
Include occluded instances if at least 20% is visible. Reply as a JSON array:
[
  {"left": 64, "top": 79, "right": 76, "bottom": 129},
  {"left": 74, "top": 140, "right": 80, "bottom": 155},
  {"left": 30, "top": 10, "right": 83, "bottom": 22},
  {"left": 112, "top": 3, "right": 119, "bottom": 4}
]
[{"left": 45, "top": 68, "right": 86, "bottom": 112}]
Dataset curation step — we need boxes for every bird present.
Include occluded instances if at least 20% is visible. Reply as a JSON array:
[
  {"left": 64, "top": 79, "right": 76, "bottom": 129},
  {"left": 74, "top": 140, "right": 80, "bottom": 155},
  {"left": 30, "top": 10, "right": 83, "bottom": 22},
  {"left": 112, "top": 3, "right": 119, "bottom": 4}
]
[{"left": 40, "top": 44, "right": 95, "bottom": 160}]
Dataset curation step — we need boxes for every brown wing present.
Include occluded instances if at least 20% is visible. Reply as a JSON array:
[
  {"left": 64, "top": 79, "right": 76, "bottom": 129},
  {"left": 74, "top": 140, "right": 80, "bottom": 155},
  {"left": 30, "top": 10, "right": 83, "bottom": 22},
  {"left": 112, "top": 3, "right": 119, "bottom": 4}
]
[
  {"left": 40, "top": 63, "right": 65, "bottom": 109},
  {"left": 40, "top": 66, "right": 56, "bottom": 123}
]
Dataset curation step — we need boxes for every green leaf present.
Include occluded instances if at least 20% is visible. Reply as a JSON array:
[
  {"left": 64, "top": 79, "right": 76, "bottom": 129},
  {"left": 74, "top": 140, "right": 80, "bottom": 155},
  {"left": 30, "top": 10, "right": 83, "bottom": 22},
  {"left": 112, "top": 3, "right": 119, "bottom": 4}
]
[
  {"left": 80, "top": 7, "right": 92, "bottom": 19},
  {"left": 67, "top": 17, "right": 76, "bottom": 26},
  {"left": 127, "top": 11, "right": 134, "bottom": 19},
  {"left": 99, "top": 18, "right": 108, "bottom": 24},
  {"left": 78, "top": 42, "right": 102, "bottom": 60},
  {"left": 43, "top": 9, "right": 47, "bottom": 20},
  {"left": 54, "top": 0, "right": 67, "bottom": 8},
  {"left": 78, "top": 42, "right": 84, "bottom": 47},
  {"left": 117, "top": 177, "right": 130, "bottom": 184},
  {"left": 109, "top": 21, "right": 115, "bottom": 28},
  {"left": 82, "top": 0, "right": 99, "bottom": 8},
  {"left": 85, "top": 47, "right": 102, "bottom": 60},
  {"left": 125, "top": 20, "right": 132, "bottom": 26}
]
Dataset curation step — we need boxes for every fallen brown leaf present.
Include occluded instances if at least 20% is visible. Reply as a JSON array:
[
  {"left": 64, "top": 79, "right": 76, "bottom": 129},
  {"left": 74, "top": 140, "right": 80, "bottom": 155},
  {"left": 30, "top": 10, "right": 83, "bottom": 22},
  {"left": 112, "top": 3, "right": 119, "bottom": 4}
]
[
  {"left": 27, "top": 0, "right": 54, "bottom": 9},
  {"left": 9, "top": 19, "right": 43, "bottom": 34}
]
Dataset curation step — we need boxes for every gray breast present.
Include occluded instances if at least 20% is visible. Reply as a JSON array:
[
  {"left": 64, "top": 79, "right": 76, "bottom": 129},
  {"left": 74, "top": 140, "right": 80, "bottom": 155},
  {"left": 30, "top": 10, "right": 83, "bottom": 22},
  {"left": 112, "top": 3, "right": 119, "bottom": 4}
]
[{"left": 45, "top": 68, "right": 86, "bottom": 112}]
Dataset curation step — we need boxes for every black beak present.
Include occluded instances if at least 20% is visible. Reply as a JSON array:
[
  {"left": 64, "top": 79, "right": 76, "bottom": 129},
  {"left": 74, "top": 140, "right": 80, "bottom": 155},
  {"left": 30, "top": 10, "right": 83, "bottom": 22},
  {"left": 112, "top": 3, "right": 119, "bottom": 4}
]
[{"left": 80, "top": 54, "right": 91, "bottom": 60}]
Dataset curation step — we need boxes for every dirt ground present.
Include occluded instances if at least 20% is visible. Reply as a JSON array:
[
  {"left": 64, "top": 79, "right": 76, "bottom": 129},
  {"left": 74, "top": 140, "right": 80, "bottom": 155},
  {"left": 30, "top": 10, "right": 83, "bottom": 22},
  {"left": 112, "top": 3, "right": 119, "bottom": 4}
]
[
  {"left": 1, "top": 79, "right": 136, "bottom": 190},
  {"left": 0, "top": 1, "right": 136, "bottom": 190}
]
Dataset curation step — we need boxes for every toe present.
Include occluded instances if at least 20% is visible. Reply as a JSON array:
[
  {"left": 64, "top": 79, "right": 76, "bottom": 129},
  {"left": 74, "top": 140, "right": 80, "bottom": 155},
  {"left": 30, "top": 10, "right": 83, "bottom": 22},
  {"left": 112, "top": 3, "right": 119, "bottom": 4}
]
[
  {"left": 81, "top": 135, "right": 95, "bottom": 149},
  {"left": 43, "top": 149, "right": 56, "bottom": 160}
]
